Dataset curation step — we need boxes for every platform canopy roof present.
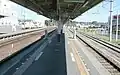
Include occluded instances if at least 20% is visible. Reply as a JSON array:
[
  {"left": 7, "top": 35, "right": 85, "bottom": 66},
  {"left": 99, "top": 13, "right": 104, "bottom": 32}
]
[{"left": 10, "top": 0, "right": 103, "bottom": 22}]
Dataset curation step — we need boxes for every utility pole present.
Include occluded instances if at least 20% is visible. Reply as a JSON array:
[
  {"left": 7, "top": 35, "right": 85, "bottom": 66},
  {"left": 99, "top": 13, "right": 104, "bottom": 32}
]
[
  {"left": 116, "top": 11, "right": 119, "bottom": 41},
  {"left": 109, "top": 0, "right": 113, "bottom": 42}
]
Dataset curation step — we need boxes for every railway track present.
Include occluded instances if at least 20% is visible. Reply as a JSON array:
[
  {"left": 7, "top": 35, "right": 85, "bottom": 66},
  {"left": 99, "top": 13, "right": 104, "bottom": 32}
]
[
  {"left": 0, "top": 27, "right": 55, "bottom": 47},
  {"left": 0, "top": 29, "right": 56, "bottom": 75},
  {"left": 79, "top": 31, "right": 120, "bottom": 53},
  {"left": 0, "top": 30, "right": 43, "bottom": 47},
  {"left": 69, "top": 29, "right": 120, "bottom": 75},
  {"left": 0, "top": 27, "right": 56, "bottom": 61}
]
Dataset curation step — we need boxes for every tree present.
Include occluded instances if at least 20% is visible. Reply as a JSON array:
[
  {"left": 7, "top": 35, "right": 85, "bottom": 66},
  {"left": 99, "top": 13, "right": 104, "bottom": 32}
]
[{"left": 92, "top": 21, "right": 97, "bottom": 25}]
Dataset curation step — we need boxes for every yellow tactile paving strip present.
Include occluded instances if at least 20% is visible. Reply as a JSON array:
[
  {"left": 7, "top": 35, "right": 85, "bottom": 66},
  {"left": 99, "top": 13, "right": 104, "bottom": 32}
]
[{"left": 69, "top": 39, "right": 89, "bottom": 75}]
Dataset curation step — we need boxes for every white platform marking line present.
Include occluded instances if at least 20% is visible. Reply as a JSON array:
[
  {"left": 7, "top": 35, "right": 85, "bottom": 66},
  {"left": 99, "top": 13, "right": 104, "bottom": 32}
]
[
  {"left": 35, "top": 52, "right": 43, "bottom": 61},
  {"left": 70, "top": 52, "right": 75, "bottom": 62}
]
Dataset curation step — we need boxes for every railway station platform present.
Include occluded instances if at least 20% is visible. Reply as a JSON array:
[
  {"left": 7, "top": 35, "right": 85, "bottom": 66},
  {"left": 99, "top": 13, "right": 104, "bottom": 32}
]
[
  {"left": 22, "top": 32, "right": 67, "bottom": 75},
  {"left": 65, "top": 28, "right": 111, "bottom": 75},
  {"left": 1, "top": 0, "right": 119, "bottom": 74},
  {"left": 0, "top": 28, "right": 88, "bottom": 75},
  {"left": 0, "top": 27, "right": 119, "bottom": 75},
  {"left": 0, "top": 29, "right": 67, "bottom": 75}
]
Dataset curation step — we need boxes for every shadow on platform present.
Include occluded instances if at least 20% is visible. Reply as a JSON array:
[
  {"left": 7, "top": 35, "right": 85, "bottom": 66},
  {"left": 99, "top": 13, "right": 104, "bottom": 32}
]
[{"left": 23, "top": 33, "right": 67, "bottom": 75}]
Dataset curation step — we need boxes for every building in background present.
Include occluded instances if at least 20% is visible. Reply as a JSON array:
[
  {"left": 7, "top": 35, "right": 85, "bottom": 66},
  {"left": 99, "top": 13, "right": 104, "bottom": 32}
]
[
  {"left": 45, "top": 19, "right": 56, "bottom": 26},
  {"left": 18, "top": 19, "right": 42, "bottom": 29},
  {"left": 0, "top": 0, "right": 45, "bottom": 33},
  {"left": 75, "top": 21, "right": 108, "bottom": 29},
  {"left": 0, "top": 0, "right": 21, "bottom": 33},
  {"left": 108, "top": 15, "right": 120, "bottom": 34},
  {"left": 73, "top": 21, "right": 109, "bottom": 35}
]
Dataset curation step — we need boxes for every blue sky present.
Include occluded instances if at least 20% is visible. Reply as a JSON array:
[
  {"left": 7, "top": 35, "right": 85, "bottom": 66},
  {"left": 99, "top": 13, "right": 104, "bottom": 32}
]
[
  {"left": 8, "top": 0, "right": 120, "bottom": 22},
  {"left": 74, "top": 0, "right": 120, "bottom": 22}
]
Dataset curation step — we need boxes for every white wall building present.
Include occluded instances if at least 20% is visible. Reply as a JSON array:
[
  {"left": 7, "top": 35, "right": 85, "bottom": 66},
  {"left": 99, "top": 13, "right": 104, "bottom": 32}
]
[
  {"left": 0, "top": 0, "right": 19, "bottom": 26},
  {"left": 19, "top": 20, "right": 43, "bottom": 29},
  {"left": 0, "top": 0, "right": 20, "bottom": 33}
]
